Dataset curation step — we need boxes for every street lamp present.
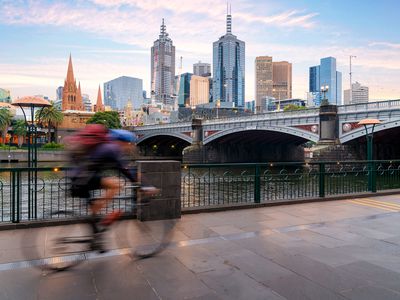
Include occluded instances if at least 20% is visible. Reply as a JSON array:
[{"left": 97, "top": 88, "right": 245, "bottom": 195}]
[
  {"left": 320, "top": 85, "right": 329, "bottom": 105},
  {"left": 216, "top": 100, "right": 220, "bottom": 119},
  {"left": 358, "top": 118, "right": 381, "bottom": 192},
  {"left": 12, "top": 96, "right": 50, "bottom": 219}
]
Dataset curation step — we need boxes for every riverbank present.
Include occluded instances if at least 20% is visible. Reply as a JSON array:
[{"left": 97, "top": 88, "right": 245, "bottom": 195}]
[{"left": 0, "top": 149, "right": 67, "bottom": 162}]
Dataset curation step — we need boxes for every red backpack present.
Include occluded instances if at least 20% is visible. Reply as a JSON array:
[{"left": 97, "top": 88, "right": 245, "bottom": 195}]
[{"left": 66, "top": 124, "right": 110, "bottom": 161}]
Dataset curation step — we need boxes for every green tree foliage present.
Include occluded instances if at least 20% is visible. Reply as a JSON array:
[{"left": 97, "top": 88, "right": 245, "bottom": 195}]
[
  {"left": 12, "top": 120, "right": 27, "bottom": 147},
  {"left": 283, "top": 104, "right": 306, "bottom": 112},
  {"left": 35, "top": 101, "right": 64, "bottom": 143},
  {"left": 86, "top": 111, "right": 121, "bottom": 129},
  {"left": 0, "top": 108, "right": 13, "bottom": 145}
]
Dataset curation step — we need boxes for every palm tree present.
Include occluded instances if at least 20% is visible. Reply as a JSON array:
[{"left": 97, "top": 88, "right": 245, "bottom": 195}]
[
  {"left": 35, "top": 101, "right": 63, "bottom": 143},
  {"left": 12, "top": 120, "right": 27, "bottom": 148},
  {"left": 0, "top": 108, "right": 13, "bottom": 145}
]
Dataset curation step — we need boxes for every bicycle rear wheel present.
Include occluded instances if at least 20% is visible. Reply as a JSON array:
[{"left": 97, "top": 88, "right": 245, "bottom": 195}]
[{"left": 22, "top": 211, "right": 92, "bottom": 271}]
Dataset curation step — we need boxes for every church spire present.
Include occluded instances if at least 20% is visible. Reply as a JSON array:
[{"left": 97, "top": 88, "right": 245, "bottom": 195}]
[
  {"left": 66, "top": 53, "right": 75, "bottom": 82},
  {"left": 95, "top": 85, "right": 104, "bottom": 112}
]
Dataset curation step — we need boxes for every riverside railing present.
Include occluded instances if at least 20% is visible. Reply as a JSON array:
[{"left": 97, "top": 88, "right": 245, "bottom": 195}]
[
  {"left": 181, "top": 160, "right": 400, "bottom": 208},
  {"left": 2, "top": 160, "right": 400, "bottom": 224},
  {"left": 0, "top": 167, "right": 136, "bottom": 223}
]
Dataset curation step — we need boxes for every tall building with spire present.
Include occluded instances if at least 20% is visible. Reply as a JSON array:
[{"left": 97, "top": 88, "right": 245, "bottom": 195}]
[
  {"left": 62, "top": 55, "right": 84, "bottom": 111},
  {"left": 213, "top": 5, "right": 245, "bottom": 108},
  {"left": 151, "top": 19, "right": 176, "bottom": 105}
]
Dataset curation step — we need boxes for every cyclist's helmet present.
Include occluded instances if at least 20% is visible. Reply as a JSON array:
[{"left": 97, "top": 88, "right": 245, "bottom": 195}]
[{"left": 109, "top": 129, "right": 138, "bottom": 143}]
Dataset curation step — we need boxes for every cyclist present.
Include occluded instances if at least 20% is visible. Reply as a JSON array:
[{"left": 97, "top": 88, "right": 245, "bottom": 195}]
[{"left": 69, "top": 127, "right": 157, "bottom": 251}]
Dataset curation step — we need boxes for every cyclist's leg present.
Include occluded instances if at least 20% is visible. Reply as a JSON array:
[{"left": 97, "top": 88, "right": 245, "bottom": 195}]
[{"left": 89, "top": 176, "right": 120, "bottom": 214}]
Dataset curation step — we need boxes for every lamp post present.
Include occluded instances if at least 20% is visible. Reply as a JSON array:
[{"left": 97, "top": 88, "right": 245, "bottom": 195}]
[
  {"left": 358, "top": 118, "right": 381, "bottom": 192},
  {"left": 12, "top": 96, "right": 50, "bottom": 220},
  {"left": 320, "top": 85, "right": 329, "bottom": 106},
  {"left": 216, "top": 99, "right": 220, "bottom": 119}
]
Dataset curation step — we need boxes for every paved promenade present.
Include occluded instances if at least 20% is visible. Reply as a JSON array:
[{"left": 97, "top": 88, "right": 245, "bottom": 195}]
[{"left": 2, "top": 195, "right": 400, "bottom": 299}]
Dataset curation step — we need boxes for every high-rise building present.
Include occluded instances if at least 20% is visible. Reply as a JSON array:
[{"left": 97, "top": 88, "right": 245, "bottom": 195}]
[
  {"left": 62, "top": 54, "right": 84, "bottom": 111},
  {"left": 272, "top": 61, "right": 292, "bottom": 100},
  {"left": 213, "top": 8, "right": 245, "bottom": 108},
  {"left": 193, "top": 61, "right": 211, "bottom": 77},
  {"left": 151, "top": 19, "right": 176, "bottom": 105},
  {"left": 309, "top": 57, "right": 342, "bottom": 106},
  {"left": 0, "top": 88, "right": 11, "bottom": 103},
  {"left": 104, "top": 76, "right": 143, "bottom": 110},
  {"left": 344, "top": 82, "right": 369, "bottom": 104},
  {"left": 255, "top": 56, "right": 273, "bottom": 112},
  {"left": 190, "top": 75, "right": 209, "bottom": 106},
  {"left": 56, "top": 86, "right": 63, "bottom": 101},
  {"left": 176, "top": 73, "right": 192, "bottom": 107},
  {"left": 82, "top": 94, "right": 92, "bottom": 112}
]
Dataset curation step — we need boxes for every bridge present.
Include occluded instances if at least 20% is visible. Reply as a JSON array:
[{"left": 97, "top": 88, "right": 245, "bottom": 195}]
[{"left": 134, "top": 100, "right": 400, "bottom": 162}]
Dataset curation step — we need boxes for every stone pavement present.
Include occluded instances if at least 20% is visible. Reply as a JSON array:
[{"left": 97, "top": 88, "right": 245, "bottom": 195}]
[{"left": 2, "top": 195, "right": 400, "bottom": 299}]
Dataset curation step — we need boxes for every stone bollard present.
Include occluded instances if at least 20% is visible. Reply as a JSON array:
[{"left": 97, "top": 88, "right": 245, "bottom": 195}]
[{"left": 136, "top": 160, "right": 181, "bottom": 221}]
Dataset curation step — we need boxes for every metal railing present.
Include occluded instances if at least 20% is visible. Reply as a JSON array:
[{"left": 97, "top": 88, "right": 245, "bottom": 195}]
[
  {"left": 1, "top": 160, "right": 400, "bottom": 224},
  {"left": 181, "top": 160, "right": 400, "bottom": 208},
  {"left": 0, "top": 167, "right": 136, "bottom": 223}
]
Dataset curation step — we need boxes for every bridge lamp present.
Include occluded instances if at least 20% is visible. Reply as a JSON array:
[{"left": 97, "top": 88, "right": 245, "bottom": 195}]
[
  {"left": 358, "top": 118, "right": 381, "bottom": 191},
  {"left": 320, "top": 85, "right": 329, "bottom": 105}
]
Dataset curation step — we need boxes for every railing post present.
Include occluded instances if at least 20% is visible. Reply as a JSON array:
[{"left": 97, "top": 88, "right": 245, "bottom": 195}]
[
  {"left": 319, "top": 163, "right": 325, "bottom": 198},
  {"left": 254, "top": 165, "right": 261, "bottom": 203},
  {"left": 11, "top": 170, "right": 21, "bottom": 223},
  {"left": 371, "top": 161, "right": 377, "bottom": 192}
]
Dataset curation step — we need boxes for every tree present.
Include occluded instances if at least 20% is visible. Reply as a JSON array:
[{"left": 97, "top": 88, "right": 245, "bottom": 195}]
[
  {"left": 35, "top": 101, "right": 63, "bottom": 143},
  {"left": 283, "top": 104, "right": 306, "bottom": 112},
  {"left": 86, "top": 111, "right": 121, "bottom": 129},
  {"left": 12, "top": 120, "right": 27, "bottom": 147},
  {"left": 0, "top": 108, "right": 13, "bottom": 145}
]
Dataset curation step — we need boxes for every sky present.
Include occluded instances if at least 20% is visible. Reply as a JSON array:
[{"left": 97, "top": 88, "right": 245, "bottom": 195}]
[{"left": 0, "top": 0, "right": 399, "bottom": 103}]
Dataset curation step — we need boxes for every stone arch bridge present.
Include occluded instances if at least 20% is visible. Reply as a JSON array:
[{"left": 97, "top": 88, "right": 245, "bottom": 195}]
[{"left": 134, "top": 100, "right": 400, "bottom": 163}]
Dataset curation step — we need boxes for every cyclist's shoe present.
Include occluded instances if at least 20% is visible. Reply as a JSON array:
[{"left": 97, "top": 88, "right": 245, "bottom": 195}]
[{"left": 100, "top": 210, "right": 123, "bottom": 227}]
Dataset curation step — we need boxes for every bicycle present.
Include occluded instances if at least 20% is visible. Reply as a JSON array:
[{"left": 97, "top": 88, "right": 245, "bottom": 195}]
[{"left": 22, "top": 184, "right": 179, "bottom": 272}]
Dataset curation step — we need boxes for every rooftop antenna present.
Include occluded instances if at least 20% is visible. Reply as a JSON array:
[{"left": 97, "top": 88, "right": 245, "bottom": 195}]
[{"left": 226, "top": 3, "right": 232, "bottom": 34}]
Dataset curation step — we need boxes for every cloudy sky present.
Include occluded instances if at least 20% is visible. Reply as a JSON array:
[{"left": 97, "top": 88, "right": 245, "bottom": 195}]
[{"left": 1, "top": 0, "right": 399, "bottom": 103}]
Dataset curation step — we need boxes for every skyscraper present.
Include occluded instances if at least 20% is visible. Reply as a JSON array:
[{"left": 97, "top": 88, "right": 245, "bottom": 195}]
[
  {"left": 193, "top": 61, "right": 211, "bottom": 77},
  {"left": 104, "top": 76, "right": 143, "bottom": 110},
  {"left": 309, "top": 57, "right": 342, "bottom": 106},
  {"left": 213, "top": 7, "right": 245, "bottom": 108},
  {"left": 151, "top": 19, "right": 176, "bottom": 105},
  {"left": 175, "top": 73, "right": 192, "bottom": 107},
  {"left": 190, "top": 75, "right": 209, "bottom": 106},
  {"left": 62, "top": 54, "right": 84, "bottom": 111},
  {"left": 272, "top": 61, "right": 292, "bottom": 100},
  {"left": 344, "top": 82, "right": 369, "bottom": 104},
  {"left": 255, "top": 56, "right": 273, "bottom": 112}
]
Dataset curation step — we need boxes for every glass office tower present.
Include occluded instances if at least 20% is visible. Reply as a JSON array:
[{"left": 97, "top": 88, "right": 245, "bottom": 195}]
[{"left": 213, "top": 9, "right": 245, "bottom": 108}]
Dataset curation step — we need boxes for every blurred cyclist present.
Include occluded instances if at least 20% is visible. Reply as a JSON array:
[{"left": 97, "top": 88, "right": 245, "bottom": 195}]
[{"left": 69, "top": 127, "right": 157, "bottom": 236}]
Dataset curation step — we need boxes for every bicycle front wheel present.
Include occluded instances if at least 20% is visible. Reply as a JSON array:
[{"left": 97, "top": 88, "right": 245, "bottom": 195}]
[
  {"left": 118, "top": 217, "right": 178, "bottom": 259},
  {"left": 22, "top": 211, "right": 92, "bottom": 271}
]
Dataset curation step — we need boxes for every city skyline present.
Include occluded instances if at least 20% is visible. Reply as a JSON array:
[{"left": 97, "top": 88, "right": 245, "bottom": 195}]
[{"left": 1, "top": 0, "right": 399, "bottom": 102}]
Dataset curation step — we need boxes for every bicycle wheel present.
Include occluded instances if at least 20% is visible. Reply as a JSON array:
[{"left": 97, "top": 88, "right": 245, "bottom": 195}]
[
  {"left": 22, "top": 211, "right": 92, "bottom": 271},
  {"left": 117, "top": 216, "right": 179, "bottom": 259}
]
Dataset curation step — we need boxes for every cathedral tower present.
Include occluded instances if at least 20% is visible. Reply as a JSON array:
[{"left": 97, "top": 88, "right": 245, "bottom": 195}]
[{"left": 62, "top": 54, "right": 84, "bottom": 111}]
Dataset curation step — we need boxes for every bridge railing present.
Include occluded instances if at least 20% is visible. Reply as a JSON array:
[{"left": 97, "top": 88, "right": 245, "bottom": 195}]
[
  {"left": 181, "top": 160, "right": 400, "bottom": 208},
  {"left": 338, "top": 99, "right": 400, "bottom": 113}
]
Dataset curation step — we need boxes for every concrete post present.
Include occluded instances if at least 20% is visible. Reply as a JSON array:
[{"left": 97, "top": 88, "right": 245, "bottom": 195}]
[
  {"left": 136, "top": 161, "right": 181, "bottom": 221},
  {"left": 319, "top": 104, "right": 339, "bottom": 143}
]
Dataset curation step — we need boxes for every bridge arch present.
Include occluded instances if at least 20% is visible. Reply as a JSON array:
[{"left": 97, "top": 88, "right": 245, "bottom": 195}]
[
  {"left": 204, "top": 126, "right": 319, "bottom": 145},
  {"left": 137, "top": 132, "right": 192, "bottom": 144},
  {"left": 341, "top": 119, "right": 400, "bottom": 143}
]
